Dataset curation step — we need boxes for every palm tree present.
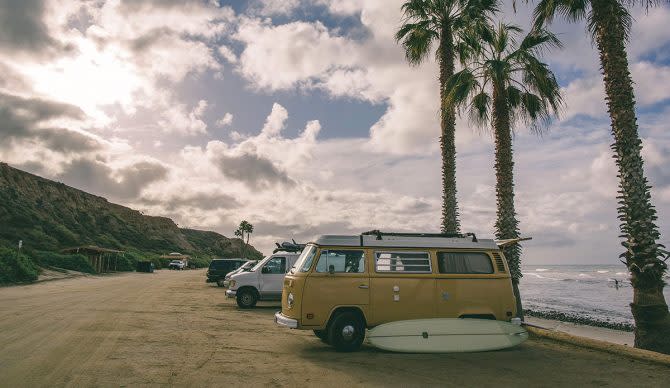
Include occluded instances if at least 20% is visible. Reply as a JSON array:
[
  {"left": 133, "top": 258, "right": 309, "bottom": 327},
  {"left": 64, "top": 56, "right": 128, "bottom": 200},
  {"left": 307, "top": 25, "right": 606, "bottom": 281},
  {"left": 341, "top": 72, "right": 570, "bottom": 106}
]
[
  {"left": 235, "top": 221, "right": 254, "bottom": 258},
  {"left": 396, "top": 0, "right": 498, "bottom": 234},
  {"left": 534, "top": 0, "right": 670, "bottom": 354},
  {"left": 445, "top": 23, "right": 563, "bottom": 319}
]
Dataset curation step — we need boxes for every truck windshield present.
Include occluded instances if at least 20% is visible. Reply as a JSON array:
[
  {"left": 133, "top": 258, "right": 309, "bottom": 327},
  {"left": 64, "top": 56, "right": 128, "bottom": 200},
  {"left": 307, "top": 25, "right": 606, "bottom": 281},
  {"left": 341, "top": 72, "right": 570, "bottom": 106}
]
[{"left": 291, "top": 245, "right": 317, "bottom": 273}]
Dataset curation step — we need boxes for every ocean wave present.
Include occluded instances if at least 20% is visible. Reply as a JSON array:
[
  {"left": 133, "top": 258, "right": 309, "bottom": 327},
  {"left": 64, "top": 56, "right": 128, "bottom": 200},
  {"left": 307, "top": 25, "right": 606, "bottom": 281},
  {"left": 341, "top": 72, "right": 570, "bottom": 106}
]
[
  {"left": 535, "top": 268, "right": 550, "bottom": 272},
  {"left": 578, "top": 273, "right": 593, "bottom": 278},
  {"left": 596, "top": 270, "right": 609, "bottom": 273},
  {"left": 615, "top": 272, "right": 629, "bottom": 276}
]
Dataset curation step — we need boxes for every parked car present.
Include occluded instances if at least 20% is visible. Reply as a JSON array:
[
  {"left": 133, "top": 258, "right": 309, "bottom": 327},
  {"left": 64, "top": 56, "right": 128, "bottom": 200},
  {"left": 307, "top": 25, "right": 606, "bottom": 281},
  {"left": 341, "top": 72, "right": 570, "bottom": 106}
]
[
  {"left": 274, "top": 230, "right": 521, "bottom": 351},
  {"left": 136, "top": 261, "right": 155, "bottom": 273},
  {"left": 206, "top": 258, "right": 248, "bottom": 285},
  {"left": 221, "top": 260, "right": 258, "bottom": 288},
  {"left": 226, "top": 252, "right": 301, "bottom": 308},
  {"left": 168, "top": 260, "right": 186, "bottom": 270}
]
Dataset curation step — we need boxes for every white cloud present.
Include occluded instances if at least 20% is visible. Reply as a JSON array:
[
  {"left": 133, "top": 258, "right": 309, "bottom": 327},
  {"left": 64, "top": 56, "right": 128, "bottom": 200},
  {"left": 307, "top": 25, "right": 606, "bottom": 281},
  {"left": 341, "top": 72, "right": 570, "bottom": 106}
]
[
  {"left": 216, "top": 112, "right": 234, "bottom": 127},
  {"left": 261, "top": 103, "right": 289, "bottom": 136},
  {"left": 157, "top": 99, "right": 208, "bottom": 135}
]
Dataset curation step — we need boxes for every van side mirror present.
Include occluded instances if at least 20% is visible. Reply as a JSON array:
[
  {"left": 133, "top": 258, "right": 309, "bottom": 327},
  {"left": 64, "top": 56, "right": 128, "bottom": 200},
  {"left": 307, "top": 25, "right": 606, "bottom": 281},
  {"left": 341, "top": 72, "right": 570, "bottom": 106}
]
[{"left": 328, "top": 264, "right": 335, "bottom": 275}]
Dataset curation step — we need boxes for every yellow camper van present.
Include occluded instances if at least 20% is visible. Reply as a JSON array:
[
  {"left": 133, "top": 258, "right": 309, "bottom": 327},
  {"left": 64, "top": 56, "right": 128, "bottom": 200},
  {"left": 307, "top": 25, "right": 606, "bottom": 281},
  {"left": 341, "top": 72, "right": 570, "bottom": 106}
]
[{"left": 274, "top": 231, "right": 521, "bottom": 351}]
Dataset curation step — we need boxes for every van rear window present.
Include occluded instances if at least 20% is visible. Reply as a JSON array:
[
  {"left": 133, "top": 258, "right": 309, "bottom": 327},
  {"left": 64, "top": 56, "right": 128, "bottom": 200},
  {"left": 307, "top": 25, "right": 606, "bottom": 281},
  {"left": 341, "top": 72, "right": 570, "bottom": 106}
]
[
  {"left": 437, "top": 252, "right": 493, "bottom": 274},
  {"left": 375, "top": 252, "right": 431, "bottom": 273}
]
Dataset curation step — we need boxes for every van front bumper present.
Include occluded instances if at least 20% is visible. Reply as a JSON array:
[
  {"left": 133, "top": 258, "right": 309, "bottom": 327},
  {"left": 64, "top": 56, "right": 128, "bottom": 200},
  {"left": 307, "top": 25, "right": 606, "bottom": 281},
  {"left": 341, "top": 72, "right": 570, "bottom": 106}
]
[
  {"left": 274, "top": 312, "right": 298, "bottom": 329},
  {"left": 225, "top": 289, "right": 236, "bottom": 298}
]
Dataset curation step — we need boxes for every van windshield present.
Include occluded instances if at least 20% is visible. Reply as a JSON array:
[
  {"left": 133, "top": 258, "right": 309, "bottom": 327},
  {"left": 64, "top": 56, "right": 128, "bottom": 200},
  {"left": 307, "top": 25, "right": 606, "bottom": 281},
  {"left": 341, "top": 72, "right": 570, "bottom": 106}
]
[
  {"left": 291, "top": 244, "right": 317, "bottom": 273},
  {"left": 251, "top": 257, "right": 270, "bottom": 272}
]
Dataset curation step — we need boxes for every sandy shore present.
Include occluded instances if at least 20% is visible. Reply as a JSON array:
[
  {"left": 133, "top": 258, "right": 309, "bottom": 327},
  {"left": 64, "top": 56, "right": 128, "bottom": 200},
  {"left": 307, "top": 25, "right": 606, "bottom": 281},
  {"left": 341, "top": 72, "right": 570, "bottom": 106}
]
[
  {"left": 1, "top": 269, "right": 669, "bottom": 387},
  {"left": 525, "top": 316, "right": 634, "bottom": 346}
]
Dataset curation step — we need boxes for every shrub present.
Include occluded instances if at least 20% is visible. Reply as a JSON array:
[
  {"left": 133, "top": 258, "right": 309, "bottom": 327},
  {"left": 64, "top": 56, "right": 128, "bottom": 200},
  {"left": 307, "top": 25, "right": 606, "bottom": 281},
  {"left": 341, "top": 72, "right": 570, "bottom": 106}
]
[
  {"left": 0, "top": 247, "right": 40, "bottom": 284},
  {"left": 34, "top": 251, "right": 95, "bottom": 274}
]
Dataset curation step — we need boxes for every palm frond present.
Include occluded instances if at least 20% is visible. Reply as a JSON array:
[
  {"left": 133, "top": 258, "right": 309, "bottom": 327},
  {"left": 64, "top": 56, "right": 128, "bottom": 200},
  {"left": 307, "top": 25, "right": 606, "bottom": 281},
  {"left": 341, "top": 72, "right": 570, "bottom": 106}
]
[
  {"left": 396, "top": 21, "right": 439, "bottom": 65},
  {"left": 469, "top": 91, "right": 492, "bottom": 128}
]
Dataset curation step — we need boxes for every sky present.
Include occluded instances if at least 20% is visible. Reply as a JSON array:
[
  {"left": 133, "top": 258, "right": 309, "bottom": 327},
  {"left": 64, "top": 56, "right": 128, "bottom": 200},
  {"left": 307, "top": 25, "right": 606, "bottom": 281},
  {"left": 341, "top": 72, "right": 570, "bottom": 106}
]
[{"left": 0, "top": 0, "right": 669, "bottom": 264}]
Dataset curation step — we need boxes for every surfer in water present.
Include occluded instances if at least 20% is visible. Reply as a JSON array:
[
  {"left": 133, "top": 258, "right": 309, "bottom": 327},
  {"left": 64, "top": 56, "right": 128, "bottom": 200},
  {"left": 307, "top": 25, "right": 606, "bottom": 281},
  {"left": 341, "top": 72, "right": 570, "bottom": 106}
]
[{"left": 614, "top": 279, "right": 620, "bottom": 290}]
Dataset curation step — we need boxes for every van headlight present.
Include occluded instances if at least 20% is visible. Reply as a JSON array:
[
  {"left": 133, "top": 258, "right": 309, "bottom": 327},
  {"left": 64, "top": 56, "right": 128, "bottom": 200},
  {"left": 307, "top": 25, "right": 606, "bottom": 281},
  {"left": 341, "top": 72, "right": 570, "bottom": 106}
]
[
  {"left": 229, "top": 280, "right": 236, "bottom": 288},
  {"left": 287, "top": 292, "right": 294, "bottom": 309}
]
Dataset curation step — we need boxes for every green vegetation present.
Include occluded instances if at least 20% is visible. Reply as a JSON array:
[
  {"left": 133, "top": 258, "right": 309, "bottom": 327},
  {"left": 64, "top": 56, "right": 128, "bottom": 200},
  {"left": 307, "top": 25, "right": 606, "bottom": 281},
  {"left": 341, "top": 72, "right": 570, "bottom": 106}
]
[
  {"left": 33, "top": 251, "right": 95, "bottom": 273},
  {"left": 0, "top": 163, "right": 263, "bottom": 283},
  {"left": 0, "top": 247, "right": 40, "bottom": 284}
]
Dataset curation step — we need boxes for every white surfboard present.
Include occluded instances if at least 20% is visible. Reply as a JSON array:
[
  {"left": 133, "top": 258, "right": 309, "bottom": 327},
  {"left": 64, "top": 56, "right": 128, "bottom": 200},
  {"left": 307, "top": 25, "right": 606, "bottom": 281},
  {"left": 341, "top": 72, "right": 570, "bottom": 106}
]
[{"left": 367, "top": 318, "right": 528, "bottom": 353}]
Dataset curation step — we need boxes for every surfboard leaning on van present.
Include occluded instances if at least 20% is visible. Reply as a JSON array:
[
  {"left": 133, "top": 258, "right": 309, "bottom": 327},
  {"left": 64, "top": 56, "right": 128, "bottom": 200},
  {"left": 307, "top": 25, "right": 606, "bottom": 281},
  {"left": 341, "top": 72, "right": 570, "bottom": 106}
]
[{"left": 274, "top": 230, "right": 528, "bottom": 352}]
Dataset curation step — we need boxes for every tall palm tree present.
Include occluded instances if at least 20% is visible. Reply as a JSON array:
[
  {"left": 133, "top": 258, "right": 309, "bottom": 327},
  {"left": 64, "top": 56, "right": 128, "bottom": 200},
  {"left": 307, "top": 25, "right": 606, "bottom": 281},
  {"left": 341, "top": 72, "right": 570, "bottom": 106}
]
[
  {"left": 396, "top": 0, "right": 498, "bottom": 234},
  {"left": 445, "top": 23, "right": 563, "bottom": 318},
  {"left": 235, "top": 220, "right": 254, "bottom": 258},
  {"left": 534, "top": 0, "right": 670, "bottom": 354}
]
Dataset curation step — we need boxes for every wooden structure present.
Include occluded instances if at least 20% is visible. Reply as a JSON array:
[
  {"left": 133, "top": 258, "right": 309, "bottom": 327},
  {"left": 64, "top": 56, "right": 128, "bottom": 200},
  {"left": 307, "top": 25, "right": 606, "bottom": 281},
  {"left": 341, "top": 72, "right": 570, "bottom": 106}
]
[{"left": 61, "top": 246, "right": 124, "bottom": 273}]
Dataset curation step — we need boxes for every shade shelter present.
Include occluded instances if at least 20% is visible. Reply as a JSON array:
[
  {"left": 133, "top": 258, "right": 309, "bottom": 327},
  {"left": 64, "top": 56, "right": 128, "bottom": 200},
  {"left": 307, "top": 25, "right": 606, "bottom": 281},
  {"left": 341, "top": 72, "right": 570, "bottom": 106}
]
[{"left": 61, "top": 245, "right": 124, "bottom": 273}]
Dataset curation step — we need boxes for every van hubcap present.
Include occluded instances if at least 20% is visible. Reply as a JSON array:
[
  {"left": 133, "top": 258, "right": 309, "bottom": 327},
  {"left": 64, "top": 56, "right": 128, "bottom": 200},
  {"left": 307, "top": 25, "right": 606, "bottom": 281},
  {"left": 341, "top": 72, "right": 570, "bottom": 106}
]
[
  {"left": 342, "top": 325, "right": 355, "bottom": 340},
  {"left": 241, "top": 294, "right": 252, "bottom": 304}
]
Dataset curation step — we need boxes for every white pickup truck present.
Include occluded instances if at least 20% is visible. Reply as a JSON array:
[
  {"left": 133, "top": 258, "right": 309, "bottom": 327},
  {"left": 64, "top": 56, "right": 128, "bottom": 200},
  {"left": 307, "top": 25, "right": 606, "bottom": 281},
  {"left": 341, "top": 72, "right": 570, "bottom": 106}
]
[
  {"left": 226, "top": 252, "right": 300, "bottom": 308},
  {"left": 168, "top": 260, "right": 187, "bottom": 270}
]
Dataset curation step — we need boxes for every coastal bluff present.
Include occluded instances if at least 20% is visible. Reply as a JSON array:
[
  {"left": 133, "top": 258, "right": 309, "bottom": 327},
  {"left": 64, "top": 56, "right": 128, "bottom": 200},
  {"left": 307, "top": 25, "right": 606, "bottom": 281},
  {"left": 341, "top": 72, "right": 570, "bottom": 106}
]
[{"left": 0, "top": 162, "right": 261, "bottom": 259}]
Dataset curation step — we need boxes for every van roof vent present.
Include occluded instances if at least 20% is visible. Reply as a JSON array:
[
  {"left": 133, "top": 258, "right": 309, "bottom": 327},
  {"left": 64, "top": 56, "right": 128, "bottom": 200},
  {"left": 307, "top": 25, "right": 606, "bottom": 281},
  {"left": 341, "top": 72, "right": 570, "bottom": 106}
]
[{"left": 492, "top": 252, "right": 506, "bottom": 272}]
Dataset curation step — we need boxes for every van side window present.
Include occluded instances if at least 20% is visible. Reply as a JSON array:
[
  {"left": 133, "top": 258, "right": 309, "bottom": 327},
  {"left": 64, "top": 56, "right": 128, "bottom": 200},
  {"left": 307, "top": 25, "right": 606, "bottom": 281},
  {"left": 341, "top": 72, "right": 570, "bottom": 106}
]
[
  {"left": 263, "top": 257, "right": 286, "bottom": 274},
  {"left": 437, "top": 252, "right": 493, "bottom": 274},
  {"left": 315, "top": 250, "right": 365, "bottom": 273},
  {"left": 375, "top": 252, "right": 431, "bottom": 273}
]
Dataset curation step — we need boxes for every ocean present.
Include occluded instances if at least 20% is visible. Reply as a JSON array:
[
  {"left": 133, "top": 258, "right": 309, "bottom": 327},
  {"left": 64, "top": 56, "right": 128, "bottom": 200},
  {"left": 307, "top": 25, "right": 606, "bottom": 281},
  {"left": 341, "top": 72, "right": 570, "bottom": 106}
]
[{"left": 520, "top": 265, "right": 670, "bottom": 327}]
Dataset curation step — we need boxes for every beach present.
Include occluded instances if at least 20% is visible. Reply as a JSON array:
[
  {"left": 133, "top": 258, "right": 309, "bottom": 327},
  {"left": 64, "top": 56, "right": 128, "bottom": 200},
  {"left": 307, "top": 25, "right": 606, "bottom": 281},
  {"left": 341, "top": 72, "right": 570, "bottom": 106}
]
[{"left": 1, "top": 269, "right": 669, "bottom": 387}]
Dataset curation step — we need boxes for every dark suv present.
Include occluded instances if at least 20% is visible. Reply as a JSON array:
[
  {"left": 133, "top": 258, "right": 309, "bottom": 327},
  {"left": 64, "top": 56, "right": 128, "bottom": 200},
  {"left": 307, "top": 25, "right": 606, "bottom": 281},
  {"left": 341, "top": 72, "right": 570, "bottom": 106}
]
[{"left": 206, "top": 259, "right": 247, "bottom": 285}]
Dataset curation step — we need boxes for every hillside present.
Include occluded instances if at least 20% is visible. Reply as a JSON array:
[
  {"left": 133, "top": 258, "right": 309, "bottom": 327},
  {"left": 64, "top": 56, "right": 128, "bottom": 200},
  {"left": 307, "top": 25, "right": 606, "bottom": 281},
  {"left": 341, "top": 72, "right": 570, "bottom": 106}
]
[{"left": 0, "top": 163, "right": 263, "bottom": 261}]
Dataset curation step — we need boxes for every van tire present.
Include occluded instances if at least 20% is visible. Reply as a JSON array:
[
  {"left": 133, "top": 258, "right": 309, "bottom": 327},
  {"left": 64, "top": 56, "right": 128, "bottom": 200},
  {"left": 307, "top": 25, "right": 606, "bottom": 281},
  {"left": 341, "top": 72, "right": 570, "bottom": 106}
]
[
  {"left": 236, "top": 289, "right": 258, "bottom": 308},
  {"left": 327, "top": 311, "right": 364, "bottom": 352},
  {"left": 313, "top": 329, "right": 329, "bottom": 344}
]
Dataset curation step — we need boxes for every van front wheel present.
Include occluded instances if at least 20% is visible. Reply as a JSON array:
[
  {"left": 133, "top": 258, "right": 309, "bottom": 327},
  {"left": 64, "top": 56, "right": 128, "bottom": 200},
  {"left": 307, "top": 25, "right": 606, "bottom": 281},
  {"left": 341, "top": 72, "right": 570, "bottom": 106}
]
[
  {"left": 236, "top": 289, "right": 257, "bottom": 308},
  {"left": 313, "top": 329, "right": 329, "bottom": 344},
  {"left": 327, "top": 312, "right": 364, "bottom": 352}
]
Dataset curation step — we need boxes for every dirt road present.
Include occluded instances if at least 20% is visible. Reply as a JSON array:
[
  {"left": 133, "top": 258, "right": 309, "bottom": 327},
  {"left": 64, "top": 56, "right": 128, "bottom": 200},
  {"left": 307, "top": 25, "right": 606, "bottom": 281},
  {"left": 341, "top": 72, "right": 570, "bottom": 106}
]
[{"left": 1, "top": 270, "right": 669, "bottom": 387}]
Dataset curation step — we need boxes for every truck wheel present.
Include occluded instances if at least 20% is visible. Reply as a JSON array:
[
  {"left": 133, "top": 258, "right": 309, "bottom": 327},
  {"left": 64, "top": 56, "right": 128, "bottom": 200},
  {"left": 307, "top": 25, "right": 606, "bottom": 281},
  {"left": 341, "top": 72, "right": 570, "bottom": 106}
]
[
  {"left": 313, "top": 329, "right": 329, "bottom": 344},
  {"left": 217, "top": 279, "right": 225, "bottom": 287},
  {"left": 236, "top": 289, "right": 257, "bottom": 308},
  {"left": 327, "top": 311, "right": 364, "bottom": 352}
]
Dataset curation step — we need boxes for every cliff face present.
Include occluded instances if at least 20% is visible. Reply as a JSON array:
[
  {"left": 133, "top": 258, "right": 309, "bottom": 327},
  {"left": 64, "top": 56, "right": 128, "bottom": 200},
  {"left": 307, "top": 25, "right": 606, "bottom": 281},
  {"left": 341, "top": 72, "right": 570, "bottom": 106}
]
[{"left": 0, "top": 163, "right": 262, "bottom": 259}]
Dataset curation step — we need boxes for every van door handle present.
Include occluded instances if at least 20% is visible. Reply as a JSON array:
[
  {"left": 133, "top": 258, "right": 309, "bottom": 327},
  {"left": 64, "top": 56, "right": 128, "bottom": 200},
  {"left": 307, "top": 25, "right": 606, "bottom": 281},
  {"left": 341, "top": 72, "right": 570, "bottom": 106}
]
[{"left": 358, "top": 284, "right": 369, "bottom": 289}]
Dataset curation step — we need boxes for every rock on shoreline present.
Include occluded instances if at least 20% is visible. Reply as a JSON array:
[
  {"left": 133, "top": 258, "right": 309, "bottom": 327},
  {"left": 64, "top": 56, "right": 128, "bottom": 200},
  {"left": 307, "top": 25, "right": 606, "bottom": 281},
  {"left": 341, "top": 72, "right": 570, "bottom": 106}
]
[{"left": 525, "top": 309, "right": 635, "bottom": 332}]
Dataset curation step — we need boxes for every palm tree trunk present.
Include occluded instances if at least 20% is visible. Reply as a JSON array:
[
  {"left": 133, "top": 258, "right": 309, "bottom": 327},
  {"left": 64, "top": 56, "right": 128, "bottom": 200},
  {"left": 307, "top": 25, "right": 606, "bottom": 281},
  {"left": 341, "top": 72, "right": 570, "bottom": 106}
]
[
  {"left": 591, "top": 0, "right": 670, "bottom": 354},
  {"left": 492, "top": 84, "right": 523, "bottom": 319},
  {"left": 438, "top": 27, "right": 461, "bottom": 234}
]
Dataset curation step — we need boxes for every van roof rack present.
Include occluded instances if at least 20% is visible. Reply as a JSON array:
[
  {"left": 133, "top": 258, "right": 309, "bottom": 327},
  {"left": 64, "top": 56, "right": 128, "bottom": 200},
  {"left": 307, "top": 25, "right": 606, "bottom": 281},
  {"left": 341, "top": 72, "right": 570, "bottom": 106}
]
[
  {"left": 273, "top": 239, "right": 306, "bottom": 253},
  {"left": 361, "top": 230, "right": 478, "bottom": 243}
]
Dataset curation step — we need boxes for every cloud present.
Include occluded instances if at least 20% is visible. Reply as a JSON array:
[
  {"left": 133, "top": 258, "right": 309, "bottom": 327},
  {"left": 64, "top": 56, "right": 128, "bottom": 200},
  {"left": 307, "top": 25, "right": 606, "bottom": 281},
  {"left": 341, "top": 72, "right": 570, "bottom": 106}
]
[
  {"left": 215, "top": 151, "right": 294, "bottom": 189},
  {"left": 140, "top": 192, "right": 240, "bottom": 211},
  {"left": 216, "top": 112, "right": 234, "bottom": 127},
  {"left": 261, "top": 103, "right": 288, "bottom": 136},
  {"left": 157, "top": 99, "right": 209, "bottom": 135},
  {"left": 0, "top": 92, "right": 100, "bottom": 153},
  {"left": 57, "top": 158, "right": 167, "bottom": 200},
  {"left": 0, "top": 0, "right": 58, "bottom": 54}
]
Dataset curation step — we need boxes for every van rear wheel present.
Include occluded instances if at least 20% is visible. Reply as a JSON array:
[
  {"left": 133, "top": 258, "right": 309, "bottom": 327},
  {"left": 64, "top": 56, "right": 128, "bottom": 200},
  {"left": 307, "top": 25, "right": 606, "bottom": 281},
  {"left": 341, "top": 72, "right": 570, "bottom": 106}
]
[{"left": 327, "top": 312, "right": 364, "bottom": 352}]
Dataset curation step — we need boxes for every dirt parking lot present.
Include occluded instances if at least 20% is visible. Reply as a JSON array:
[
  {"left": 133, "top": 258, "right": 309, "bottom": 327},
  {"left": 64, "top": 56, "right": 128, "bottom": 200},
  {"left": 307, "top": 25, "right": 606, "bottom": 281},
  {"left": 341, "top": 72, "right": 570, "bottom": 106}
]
[{"left": 1, "top": 270, "right": 669, "bottom": 387}]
